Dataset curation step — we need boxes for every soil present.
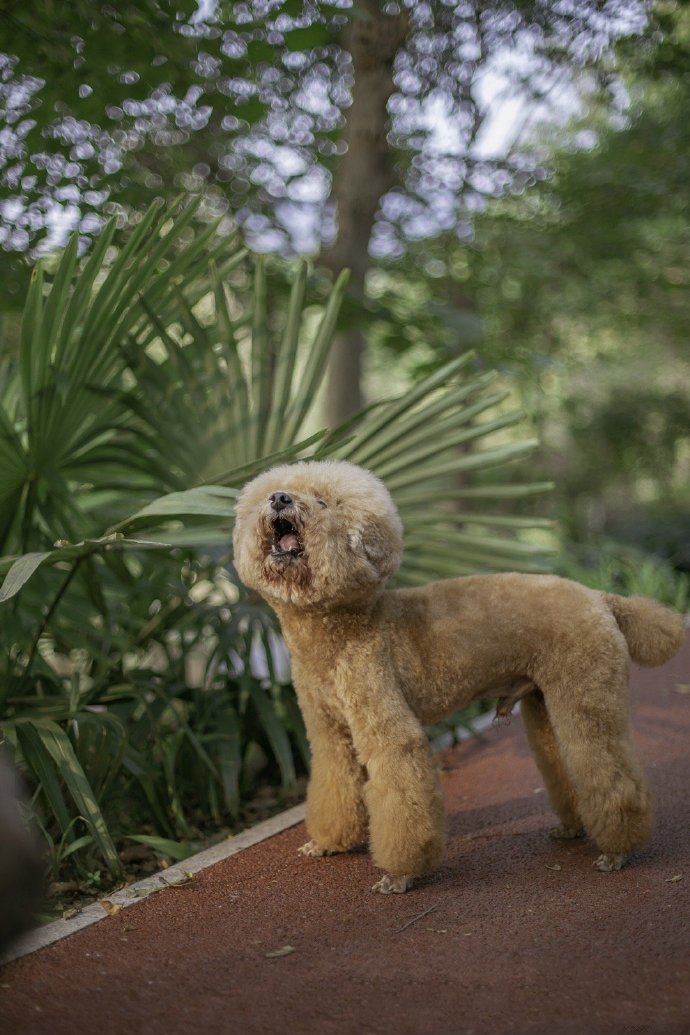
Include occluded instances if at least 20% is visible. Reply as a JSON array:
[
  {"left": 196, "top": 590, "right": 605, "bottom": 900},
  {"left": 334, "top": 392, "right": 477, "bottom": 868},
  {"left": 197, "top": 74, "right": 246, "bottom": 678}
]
[{"left": 2, "top": 636, "right": 689, "bottom": 1035}]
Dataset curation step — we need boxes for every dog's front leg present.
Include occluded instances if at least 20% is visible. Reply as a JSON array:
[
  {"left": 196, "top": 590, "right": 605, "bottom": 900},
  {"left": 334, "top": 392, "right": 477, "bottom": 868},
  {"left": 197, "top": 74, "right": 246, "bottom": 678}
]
[
  {"left": 298, "top": 698, "right": 368, "bottom": 858},
  {"left": 342, "top": 673, "right": 445, "bottom": 894}
]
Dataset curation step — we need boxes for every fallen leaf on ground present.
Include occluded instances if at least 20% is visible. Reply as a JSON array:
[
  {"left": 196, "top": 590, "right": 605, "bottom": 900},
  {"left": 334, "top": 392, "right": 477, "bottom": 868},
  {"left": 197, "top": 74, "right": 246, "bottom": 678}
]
[
  {"left": 99, "top": 900, "right": 122, "bottom": 915},
  {"left": 62, "top": 907, "right": 82, "bottom": 920},
  {"left": 128, "top": 886, "right": 157, "bottom": 899},
  {"left": 672, "top": 684, "right": 690, "bottom": 695},
  {"left": 265, "top": 945, "right": 295, "bottom": 958},
  {"left": 545, "top": 863, "right": 562, "bottom": 871},
  {"left": 159, "top": 872, "right": 194, "bottom": 888},
  {"left": 665, "top": 874, "right": 683, "bottom": 883}
]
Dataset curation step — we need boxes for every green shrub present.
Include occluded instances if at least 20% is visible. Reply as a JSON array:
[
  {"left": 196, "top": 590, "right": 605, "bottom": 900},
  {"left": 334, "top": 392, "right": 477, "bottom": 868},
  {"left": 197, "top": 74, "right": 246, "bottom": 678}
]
[
  {"left": 0, "top": 201, "right": 552, "bottom": 883},
  {"left": 558, "top": 539, "right": 689, "bottom": 612}
]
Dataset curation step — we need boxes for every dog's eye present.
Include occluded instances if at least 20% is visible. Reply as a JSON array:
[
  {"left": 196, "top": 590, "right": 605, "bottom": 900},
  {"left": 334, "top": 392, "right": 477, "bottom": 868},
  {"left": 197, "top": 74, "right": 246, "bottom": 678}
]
[{"left": 316, "top": 499, "right": 328, "bottom": 508}]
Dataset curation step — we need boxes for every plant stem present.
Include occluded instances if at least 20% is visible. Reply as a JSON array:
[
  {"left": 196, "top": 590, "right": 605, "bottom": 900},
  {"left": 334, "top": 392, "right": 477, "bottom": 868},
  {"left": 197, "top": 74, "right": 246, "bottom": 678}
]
[{"left": 23, "top": 557, "right": 84, "bottom": 683}]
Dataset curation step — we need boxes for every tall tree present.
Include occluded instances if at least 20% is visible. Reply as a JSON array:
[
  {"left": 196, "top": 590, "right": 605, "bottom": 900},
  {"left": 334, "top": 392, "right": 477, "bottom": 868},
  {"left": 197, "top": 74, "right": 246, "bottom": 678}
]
[
  {"left": 0, "top": 0, "right": 650, "bottom": 417},
  {"left": 364, "top": 3, "right": 690, "bottom": 541},
  {"left": 321, "top": 2, "right": 408, "bottom": 422}
]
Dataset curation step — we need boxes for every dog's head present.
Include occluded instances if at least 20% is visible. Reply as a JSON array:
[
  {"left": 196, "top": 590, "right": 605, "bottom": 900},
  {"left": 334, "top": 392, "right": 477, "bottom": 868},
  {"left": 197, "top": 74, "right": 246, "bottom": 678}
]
[{"left": 232, "top": 460, "right": 403, "bottom": 609}]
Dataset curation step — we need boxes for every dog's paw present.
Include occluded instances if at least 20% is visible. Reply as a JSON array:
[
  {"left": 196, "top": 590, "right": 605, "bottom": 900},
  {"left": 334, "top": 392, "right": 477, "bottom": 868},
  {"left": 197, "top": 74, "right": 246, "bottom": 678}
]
[
  {"left": 298, "top": 839, "right": 333, "bottom": 858},
  {"left": 593, "top": 852, "right": 626, "bottom": 872},
  {"left": 549, "top": 824, "right": 585, "bottom": 841},
  {"left": 372, "top": 873, "right": 414, "bottom": 895}
]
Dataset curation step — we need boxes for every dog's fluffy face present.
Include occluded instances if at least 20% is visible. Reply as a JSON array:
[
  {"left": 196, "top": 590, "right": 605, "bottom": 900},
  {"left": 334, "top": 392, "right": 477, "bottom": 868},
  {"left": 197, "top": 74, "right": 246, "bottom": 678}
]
[{"left": 233, "top": 460, "right": 403, "bottom": 609}]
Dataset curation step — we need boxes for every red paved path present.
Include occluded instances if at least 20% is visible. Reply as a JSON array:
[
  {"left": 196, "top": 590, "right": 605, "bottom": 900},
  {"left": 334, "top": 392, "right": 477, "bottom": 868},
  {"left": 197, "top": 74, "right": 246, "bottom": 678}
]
[{"left": 2, "top": 636, "right": 689, "bottom": 1035}]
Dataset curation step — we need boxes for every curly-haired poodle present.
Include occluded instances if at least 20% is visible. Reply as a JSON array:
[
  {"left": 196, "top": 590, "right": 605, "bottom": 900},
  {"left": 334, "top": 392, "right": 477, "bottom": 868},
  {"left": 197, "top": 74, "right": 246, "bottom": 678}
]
[{"left": 233, "top": 461, "right": 684, "bottom": 893}]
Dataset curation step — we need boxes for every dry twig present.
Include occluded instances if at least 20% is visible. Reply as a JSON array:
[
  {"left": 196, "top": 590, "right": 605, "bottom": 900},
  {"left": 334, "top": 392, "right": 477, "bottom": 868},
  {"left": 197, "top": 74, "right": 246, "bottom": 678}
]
[{"left": 397, "top": 905, "right": 438, "bottom": 932}]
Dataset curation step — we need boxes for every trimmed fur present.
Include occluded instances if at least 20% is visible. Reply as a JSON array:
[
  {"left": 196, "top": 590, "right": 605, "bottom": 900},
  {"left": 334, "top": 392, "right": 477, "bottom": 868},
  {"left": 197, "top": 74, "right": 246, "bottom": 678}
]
[{"left": 233, "top": 461, "right": 685, "bottom": 892}]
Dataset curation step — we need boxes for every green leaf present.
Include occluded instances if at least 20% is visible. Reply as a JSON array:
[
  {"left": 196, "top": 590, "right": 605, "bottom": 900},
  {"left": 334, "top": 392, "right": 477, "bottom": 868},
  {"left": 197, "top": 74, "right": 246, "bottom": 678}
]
[
  {"left": 208, "top": 431, "right": 332, "bottom": 488},
  {"left": 213, "top": 705, "right": 242, "bottom": 816},
  {"left": 60, "top": 833, "right": 96, "bottom": 860},
  {"left": 340, "top": 352, "right": 478, "bottom": 464},
  {"left": 282, "top": 691, "right": 310, "bottom": 769},
  {"left": 18, "top": 719, "right": 122, "bottom": 877},
  {"left": 279, "top": 268, "right": 350, "bottom": 448},
  {"left": 247, "top": 682, "right": 297, "bottom": 788},
  {"left": 123, "top": 833, "right": 193, "bottom": 861},
  {"left": 13, "top": 722, "right": 73, "bottom": 835},
  {"left": 0, "top": 536, "right": 170, "bottom": 598},
  {"left": 118, "top": 486, "right": 238, "bottom": 528},
  {"left": 263, "top": 262, "right": 308, "bottom": 454},
  {"left": 0, "top": 551, "right": 51, "bottom": 602}
]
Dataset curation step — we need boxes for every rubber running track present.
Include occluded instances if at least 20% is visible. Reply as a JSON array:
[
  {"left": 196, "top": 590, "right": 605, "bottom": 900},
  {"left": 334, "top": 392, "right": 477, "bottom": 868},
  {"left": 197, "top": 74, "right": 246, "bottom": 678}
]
[{"left": 3, "top": 635, "right": 689, "bottom": 1035}]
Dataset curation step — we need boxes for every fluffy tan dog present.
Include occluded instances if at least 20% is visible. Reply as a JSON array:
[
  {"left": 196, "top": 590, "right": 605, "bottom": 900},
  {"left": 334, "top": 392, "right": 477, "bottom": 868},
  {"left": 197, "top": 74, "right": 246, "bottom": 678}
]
[{"left": 233, "top": 460, "right": 685, "bottom": 893}]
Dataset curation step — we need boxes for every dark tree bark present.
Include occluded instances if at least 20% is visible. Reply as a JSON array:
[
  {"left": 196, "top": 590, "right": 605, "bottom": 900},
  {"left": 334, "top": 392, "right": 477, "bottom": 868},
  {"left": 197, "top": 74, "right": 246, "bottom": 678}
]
[{"left": 322, "top": 1, "right": 409, "bottom": 427}]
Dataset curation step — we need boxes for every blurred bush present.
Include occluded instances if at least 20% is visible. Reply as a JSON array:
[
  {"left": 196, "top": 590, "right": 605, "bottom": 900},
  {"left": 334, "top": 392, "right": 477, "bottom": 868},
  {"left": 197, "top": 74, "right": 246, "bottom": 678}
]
[{"left": 558, "top": 539, "right": 689, "bottom": 612}]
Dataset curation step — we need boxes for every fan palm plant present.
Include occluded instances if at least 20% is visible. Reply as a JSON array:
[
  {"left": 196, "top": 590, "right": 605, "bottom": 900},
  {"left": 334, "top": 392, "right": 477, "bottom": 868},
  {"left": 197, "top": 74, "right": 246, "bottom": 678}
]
[{"left": 0, "top": 200, "right": 553, "bottom": 882}]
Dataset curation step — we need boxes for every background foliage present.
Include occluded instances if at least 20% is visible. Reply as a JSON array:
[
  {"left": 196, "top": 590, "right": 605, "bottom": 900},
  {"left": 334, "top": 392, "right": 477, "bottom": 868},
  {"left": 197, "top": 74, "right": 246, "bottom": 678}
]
[
  {"left": 0, "top": 0, "right": 647, "bottom": 258},
  {"left": 361, "top": 2, "right": 690, "bottom": 563},
  {"left": 0, "top": 2, "right": 688, "bottom": 897}
]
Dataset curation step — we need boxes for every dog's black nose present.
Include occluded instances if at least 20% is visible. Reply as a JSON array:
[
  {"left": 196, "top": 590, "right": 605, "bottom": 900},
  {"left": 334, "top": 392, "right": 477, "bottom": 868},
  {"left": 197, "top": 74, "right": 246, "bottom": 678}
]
[{"left": 269, "top": 491, "right": 293, "bottom": 512}]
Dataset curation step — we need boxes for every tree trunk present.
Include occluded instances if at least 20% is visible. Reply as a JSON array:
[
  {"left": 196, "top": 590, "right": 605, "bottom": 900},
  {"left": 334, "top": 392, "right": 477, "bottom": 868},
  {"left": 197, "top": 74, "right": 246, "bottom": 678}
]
[{"left": 322, "top": 1, "right": 408, "bottom": 427}]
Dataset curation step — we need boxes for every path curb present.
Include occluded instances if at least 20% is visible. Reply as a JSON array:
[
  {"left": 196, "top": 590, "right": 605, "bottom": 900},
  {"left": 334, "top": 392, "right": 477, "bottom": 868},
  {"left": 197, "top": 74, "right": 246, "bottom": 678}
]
[
  {"left": 0, "top": 803, "right": 306, "bottom": 967},
  {"left": 1, "top": 711, "right": 498, "bottom": 967}
]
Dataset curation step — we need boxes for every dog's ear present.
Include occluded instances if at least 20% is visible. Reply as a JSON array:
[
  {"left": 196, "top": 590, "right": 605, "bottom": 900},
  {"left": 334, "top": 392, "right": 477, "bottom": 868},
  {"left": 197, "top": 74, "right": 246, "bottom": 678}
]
[{"left": 347, "top": 520, "right": 401, "bottom": 580}]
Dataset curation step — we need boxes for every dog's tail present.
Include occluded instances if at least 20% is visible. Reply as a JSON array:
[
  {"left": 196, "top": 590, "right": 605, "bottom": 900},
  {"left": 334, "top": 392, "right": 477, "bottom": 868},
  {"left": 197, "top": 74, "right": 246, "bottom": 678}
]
[{"left": 605, "top": 593, "right": 685, "bottom": 667}]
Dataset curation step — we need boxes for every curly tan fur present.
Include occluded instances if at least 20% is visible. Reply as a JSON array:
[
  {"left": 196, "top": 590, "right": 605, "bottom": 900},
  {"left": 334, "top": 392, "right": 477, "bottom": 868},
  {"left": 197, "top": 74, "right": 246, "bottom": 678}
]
[{"left": 233, "top": 460, "right": 685, "bottom": 893}]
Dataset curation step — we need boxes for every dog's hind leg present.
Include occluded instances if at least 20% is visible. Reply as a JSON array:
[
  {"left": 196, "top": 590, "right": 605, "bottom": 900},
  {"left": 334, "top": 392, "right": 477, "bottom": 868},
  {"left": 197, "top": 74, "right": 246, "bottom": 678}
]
[
  {"left": 520, "top": 690, "right": 584, "bottom": 840},
  {"left": 535, "top": 642, "right": 653, "bottom": 871},
  {"left": 299, "top": 705, "right": 368, "bottom": 858}
]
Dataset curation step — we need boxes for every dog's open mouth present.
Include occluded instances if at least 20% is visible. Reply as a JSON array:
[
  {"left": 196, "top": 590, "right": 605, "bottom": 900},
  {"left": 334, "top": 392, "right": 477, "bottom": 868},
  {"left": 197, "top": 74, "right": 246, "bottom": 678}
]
[{"left": 270, "top": 516, "right": 304, "bottom": 559}]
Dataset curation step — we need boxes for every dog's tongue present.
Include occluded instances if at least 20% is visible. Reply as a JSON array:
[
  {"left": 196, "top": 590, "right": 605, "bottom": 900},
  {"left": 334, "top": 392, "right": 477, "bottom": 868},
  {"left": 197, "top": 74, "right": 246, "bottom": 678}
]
[{"left": 279, "top": 532, "right": 300, "bottom": 552}]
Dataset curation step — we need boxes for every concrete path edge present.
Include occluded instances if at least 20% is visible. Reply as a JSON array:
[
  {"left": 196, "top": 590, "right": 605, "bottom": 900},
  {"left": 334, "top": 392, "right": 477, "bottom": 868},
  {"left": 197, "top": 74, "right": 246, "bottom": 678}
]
[{"left": 1, "top": 710, "right": 498, "bottom": 967}]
